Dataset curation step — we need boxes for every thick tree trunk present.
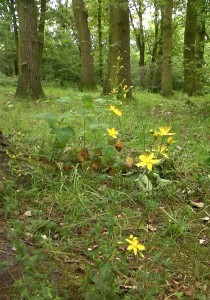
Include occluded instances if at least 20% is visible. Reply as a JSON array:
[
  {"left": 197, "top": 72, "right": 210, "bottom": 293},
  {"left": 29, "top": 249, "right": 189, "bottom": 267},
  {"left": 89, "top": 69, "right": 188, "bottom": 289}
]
[
  {"left": 103, "top": 0, "right": 132, "bottom": 99},
  {"left": 72, "top": 0, "right": 96, "bottom": 91},
  {"left": 183, "top": 0, "right": 197, "bottom": 95},
  {"left": 15, "top": 0, "right": 45, "bottom": 99},
  {"left": 161, "top": 0, "right": 173, "bottom": 97}
]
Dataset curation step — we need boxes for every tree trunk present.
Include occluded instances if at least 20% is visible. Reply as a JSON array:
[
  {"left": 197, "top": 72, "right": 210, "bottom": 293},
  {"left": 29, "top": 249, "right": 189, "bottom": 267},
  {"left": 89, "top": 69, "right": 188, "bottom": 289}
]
[
  {"left": 103, "top": 0, "right": 132, "bottom": 99},
  {"left": 161, "top": 0, "right": 173, "bottom": 97},
  {"left": 130, "top": 0, "right": 145, "bottom": 67},
  {"left": 183, "top": 0, "right": 197, "bottom": 95},
  {"left": 152, "top": 0, "right": 160, "bottom": 63},
  {"left": 98, "top": 0, "right": 103, "bottom": 81},
  {"left": 72, "top": 0, "right": 96, "bottom": 91},
  {"left": 194, "top": 0, "right": 206, "bottom": 94},
  {"left": 38, "top": 0, "right": 47, "bottom": 66},
  {"left": 9, "top": 0, "right": 19, "bottom": 75},
  {"left": 15, "top": 0, "right": 45, "bottom": 99}
]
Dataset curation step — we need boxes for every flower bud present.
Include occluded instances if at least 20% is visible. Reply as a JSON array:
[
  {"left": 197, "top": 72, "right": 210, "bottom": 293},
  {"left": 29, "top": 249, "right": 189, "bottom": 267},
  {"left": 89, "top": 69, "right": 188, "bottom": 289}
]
[{"left": 167, "top": 137, "right": 173, "bottom": 145}]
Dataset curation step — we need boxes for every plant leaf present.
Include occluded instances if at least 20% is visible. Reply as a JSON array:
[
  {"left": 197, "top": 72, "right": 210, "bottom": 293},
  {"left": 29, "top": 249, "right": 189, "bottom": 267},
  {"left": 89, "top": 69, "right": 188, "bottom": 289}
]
[{"left": 56, "top": 97, "right": 72, "bottom": 103}]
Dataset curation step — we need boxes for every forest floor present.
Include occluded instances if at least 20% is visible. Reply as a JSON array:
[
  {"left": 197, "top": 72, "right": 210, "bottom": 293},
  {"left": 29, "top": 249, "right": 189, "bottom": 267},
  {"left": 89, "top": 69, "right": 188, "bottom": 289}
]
[{"left": 0, "top": 86, "right": 210, "bottom": 300}]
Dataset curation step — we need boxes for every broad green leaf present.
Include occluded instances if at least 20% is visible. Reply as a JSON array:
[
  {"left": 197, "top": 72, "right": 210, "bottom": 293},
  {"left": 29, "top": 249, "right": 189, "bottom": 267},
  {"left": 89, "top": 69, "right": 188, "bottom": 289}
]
[
  {"left": 59, "top": 111, "right": 74, "bottom": 118},
  {"left": 50, "top": 126, "right": 75, "bottom": 147},
  {"left": 89, "top": 123, "right": 109, "bottom": 129},
  {"left": 56, "top": 97, "right": 72, "bottom": 103},
  {"left": 82, "top": 94, "right": 94, "bottom": 109},
  {"left": 33, "top": 112, "right": 57, "bottom": 127}
]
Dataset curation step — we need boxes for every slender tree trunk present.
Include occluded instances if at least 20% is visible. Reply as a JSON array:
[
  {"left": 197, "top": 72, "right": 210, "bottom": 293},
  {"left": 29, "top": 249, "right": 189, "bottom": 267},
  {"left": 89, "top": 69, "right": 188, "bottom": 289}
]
[
  {"left": 15, "top": 0, "right": 45, "bottom": 99},
  {"left": 103, "top": 0, "right": 132, "bottom": 99},
  {"left": 8, "top": 0, "right": 19, "bottom": 75},
  {"left": 130, "top": 0, "right": 145, "bottom": 66},
  {"left": 72, "top": 0, "right": 96, "bottom": 91},
  {"left": 152, "top": 0, "right": 160, "bottom": 63},
  {"left": 161, "top": 0, "right": 173, "bottom": 97},
  {"left": 183, "top": 0, "right": 197, "bottom": 95},
  {"left": 98, "top": 0, "right": 103, "bottom": 80},
  {"left": 38, "top": 0, "right": 47, "bottom": 66},
  {"left": 194, "top": 0, "right": 206, "bottom": 94}
]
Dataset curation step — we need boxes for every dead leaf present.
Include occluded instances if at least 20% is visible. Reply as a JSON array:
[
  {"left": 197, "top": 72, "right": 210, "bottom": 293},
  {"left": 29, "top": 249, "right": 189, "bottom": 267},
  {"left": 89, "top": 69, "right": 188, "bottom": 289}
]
[
  {"left": 146, "top": 224, "right": 158, "bottom": 232},
  {"left": 23, "top": 210, "right": 32, "bottom": 217},
  {"left": 190, "top": 201, "right": 205, "bottom": 209},
  {"left": 201, "top": 216, "right": 210, "bottom": 222},
  {"left": 125, "top": 156, "right": 135, "bottom": 169},
  {"left": 199, "top": 239, "right": 206, "bottom": 245},
  {"left": 114, "top": 139, "right": 123, "bottom": 151},
  {"left": 183, "top": 286, "right": 195, "bottom": 297}
]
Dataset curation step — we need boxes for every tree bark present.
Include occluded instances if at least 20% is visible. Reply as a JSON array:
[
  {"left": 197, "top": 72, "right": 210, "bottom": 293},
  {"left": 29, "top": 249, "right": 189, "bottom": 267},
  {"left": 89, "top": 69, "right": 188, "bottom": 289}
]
[
  {"left": 194, "top": 0, "right": 206, "bottom": 94},
  {"left": 38, "top": 0, "right": 47, "bottom": 66},
  {"left": 15, "top": 0, "right": 45, "bottom": 99},
  {"left": 130, "top": 0, "right": 145, "bottom": 66},
  {"left": 72, "top": 0, "right": 96, "bottom": 91},
  {"left": 98, "top": 0, "right": 103, "bottom": 80},
  {"left": 8, "top": 0, "right": 19, "bottom": 75},
  {"left": 103, "top": 0, "right": 132, "bottom": 99},
  {"left": 161, "top": 0, "right": 173, "bottom": 97},
  {"left": 183, "top": 0, "right": 197, "bottom": 95}
]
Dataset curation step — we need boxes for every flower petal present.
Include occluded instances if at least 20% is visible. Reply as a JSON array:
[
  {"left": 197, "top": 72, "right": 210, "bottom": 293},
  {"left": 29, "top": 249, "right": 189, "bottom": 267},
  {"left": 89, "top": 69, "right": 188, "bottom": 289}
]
[
  {"left": 137, "top": 244, "right": 145, "bottom": 251},
  {"left": 133, "top": 247, "right": 138, "bottom": 255},
  {"left": 147, "top": 163, "right": 152, "bottom": 171},
  {"left": 127, "top": 245, "right": 133, "bottom": 252}
]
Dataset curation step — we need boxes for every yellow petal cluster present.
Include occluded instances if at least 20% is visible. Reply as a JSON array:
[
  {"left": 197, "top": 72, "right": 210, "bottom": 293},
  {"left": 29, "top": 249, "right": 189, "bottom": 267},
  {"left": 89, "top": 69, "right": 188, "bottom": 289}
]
[
  {"left": 107, "top": 127, "right": 118, "bottom": 139},
  {"left": 125, "top": 235, "right": 145, "bottom": 256},
  {"left": 156, "top": 144, "right": 169, "bottom": 159},
  {"left": 136, "top": 152, "right": 160, "bottom": 171},
  {"left": 109, "top": 105, "right": 122, "bottom": 117},
  {"left": 159, "top": 126, "right": 175, "bottom": 137}
]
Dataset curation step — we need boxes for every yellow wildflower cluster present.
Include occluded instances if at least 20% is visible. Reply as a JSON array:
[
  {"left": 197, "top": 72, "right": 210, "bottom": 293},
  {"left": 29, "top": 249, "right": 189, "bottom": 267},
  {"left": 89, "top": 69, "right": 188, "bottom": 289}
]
[
  {"left": 136, "top": 126, "right": 175, "bottom": 171},
  {"left": 107, "top": 104, "right": 123, "bottom": 139},
  {"left": 109, "top": 105, "right": 122, "bottom": 117}
]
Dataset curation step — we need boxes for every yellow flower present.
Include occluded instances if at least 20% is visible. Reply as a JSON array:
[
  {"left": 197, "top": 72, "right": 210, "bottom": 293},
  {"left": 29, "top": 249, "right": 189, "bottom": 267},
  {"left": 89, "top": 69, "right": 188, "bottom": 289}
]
[
  {"left": 159, "top": 126, "right": 175, "bottom": 137},
  {"left": 156, "top": 144, "right": 169, "bottom": 159},
  {"left": 109, "top": 105, "right": 122, "bottom": 117},
  {"left": 136, "top": 152, "right": 160, "bottom": 171},
  {"left": 107, "top": 128, "right": 118, "bottom": 139},
  {"left": 167, "top": 137, "right": 174, "bottom": 145},
  {"left": 126, "top": 235, "right": 145, "bottom": 256}
]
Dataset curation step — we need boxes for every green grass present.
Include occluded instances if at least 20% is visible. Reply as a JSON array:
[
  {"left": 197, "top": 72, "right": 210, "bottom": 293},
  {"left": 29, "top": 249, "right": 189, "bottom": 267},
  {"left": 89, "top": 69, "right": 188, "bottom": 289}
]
[{"left": 0, "top": 85, "right": 210, "bottom": 299}]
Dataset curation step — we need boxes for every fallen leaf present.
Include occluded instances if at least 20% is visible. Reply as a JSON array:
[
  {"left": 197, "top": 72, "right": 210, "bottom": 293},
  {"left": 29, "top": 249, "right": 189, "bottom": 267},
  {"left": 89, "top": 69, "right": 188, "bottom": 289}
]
[
  {"left": 201, "top": 216, "right": 210, "bottom": 222},
  {"left": 125, "top": 156, "right": 135, "bottom": 169},
  {"left": 190, "top": 201, "right": 205, "bottom": 209},
  {"left": 114, "top": 139, "right": 123, "bottom": 151},
  {"left": 199, "top": 239, "right": 206, "bottom": 245},
  {"left": 23, "top": 210, "right": 32, "bottom": 217},
  {"left": 146, "top": 224, "right": 158, "bottom": 232}
]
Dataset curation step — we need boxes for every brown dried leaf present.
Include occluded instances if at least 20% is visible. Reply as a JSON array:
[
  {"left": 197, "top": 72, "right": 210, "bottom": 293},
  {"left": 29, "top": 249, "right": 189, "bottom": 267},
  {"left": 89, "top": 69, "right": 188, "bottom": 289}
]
[
  {"left": 125, "top": 156, "right": 135, "bottom": 169},
  {"left": 114, "top": 139, "right": 123, "bottom": 151}
]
